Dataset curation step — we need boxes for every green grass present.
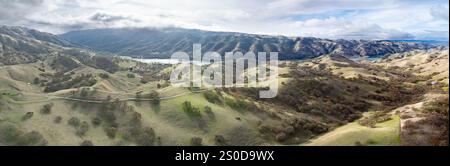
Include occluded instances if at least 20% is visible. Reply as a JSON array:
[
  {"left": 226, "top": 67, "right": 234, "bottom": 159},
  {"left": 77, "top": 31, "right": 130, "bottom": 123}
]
[
  {"left": 305, "top": 115, "right": 401, "bottom": 146},
  {"left": 129, "top": 91, "right": 264, "bottom": 145}
]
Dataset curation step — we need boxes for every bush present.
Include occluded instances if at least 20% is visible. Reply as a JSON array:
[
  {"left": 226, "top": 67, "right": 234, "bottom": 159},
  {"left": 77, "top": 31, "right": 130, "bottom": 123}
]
[
  {"left": 54, "top": 116, "right": 62, "bottom": 124},
  {"left": 134, "top": 127, "right": 156, "bottom": 146},
  {"left": 355, "top": 141, "right": 364, "bottom": 146},
  {"left": 91, "top": 117, "right": 102, "bottom": 127},
  {"left": 105, "top": 127, "right": 117, "bottom": 139},
  {"left": 127, "top": 73, "right": 135, "bottom": 78},
  {"left": 275, "top": 132, "right": 287, "bottom": 142},
  {"left": 318, "top": 63, "right": 327, "bottom": 70},
  {"left": 33, "top": 77, "right": 40, "bottom": 85},
  {"left": 40, "top": 103, "right": 53, "bottom": 114},
  {"left": 214, "top": 135, "right": 227, "bottom": 146},
  {"left": 204, "top": 91, "right": 221, "bottom": 104},
  {"left": 80, "top": 140, "right": 94, "bottom": 146},
  {"left": 224, "top": 97, "right": 251, "bottom": 111},
  {"left": 146, "top": 90, "right": 160, "bottom": 105},
  {"left": 204, "top": 106, "right": 215, "bottom": 119},
  {"left": 365, "top": 139, "right": 377, "bottom": 145},
  {"left": 191, "top": 137, "right": 203, "bottom": 146},
  {"left": 0, "top": 123, "right": 22, "bottom": 143},
  {"left": 99, "top": 73, "right": 109, "bottom": 79},
  {"left": 0, "top": 123, "right": 47, "bottom": 146},
  {"left": 79, "top": 88, "right": 89, "bottom": 98},
  {"left": 16, "top": 131, "right": 47, "bottom": 146},
  {"left": 128, "top": 112, "right": 142, "bottom": 127},
  {"left": 76, "top": 121, "right": 89, "bottom": 136},
  {"left": 43, "top": 74, "right": 97, "bottom": 93},
  {"left": 182, "top": 101, "right": 201, "bottom": 117},
  {"left": 423, "top": 96, "right": 449, "bottom": 146},
  {"left": 98, "top": 110, "right": 116, "bottom": 125},
  {"left": 68, "top": 117, "right": 81, "bottom": 127},
  {"left": 22, "top": 112, "right": 34, "bottom": 121}
]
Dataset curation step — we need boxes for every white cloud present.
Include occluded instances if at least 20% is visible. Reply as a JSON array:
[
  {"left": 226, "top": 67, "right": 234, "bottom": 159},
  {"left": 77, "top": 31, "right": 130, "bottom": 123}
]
[
  {"left": 431, "top": 5, "right": 449, "bottom": 21},
  {"left": 0, "top": 0, "right": 448, "bottom": 40},
  {"left": 0, "top": 0, "right": 45, "bottom": 20},
  {"left": 280, "top": 17, "right": 413, "bottom": 40}
]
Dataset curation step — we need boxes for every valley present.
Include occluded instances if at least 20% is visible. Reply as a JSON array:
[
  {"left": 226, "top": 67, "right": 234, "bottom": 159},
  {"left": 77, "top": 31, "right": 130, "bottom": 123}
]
[{"left": 0, "top": 26, "right": 448, "bottom": 146}]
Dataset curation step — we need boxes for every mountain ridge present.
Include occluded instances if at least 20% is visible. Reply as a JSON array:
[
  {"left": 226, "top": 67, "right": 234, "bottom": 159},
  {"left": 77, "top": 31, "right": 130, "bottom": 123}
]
[
  {"left": 0, "top": 26, "right": 70, "bottom": 65},
  {"left": 60, "top": 27, "right": 434, "bottom": 59}
]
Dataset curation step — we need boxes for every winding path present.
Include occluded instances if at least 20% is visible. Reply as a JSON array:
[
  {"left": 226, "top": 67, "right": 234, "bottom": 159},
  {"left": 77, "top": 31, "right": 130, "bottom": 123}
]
[{"left": 0, "top": 89, "right": 208, "bottom": 104}]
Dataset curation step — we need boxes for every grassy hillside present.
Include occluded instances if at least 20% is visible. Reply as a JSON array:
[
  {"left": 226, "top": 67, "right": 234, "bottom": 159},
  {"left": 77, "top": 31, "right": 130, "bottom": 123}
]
[{"left": 305, "top": 115, "right": 400, "bottom": 146}]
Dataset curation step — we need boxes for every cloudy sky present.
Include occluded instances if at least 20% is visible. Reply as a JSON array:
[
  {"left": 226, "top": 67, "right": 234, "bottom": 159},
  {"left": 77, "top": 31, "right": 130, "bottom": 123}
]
[{"left": 0, "top": 0, "right": 448, "bottom": 40}]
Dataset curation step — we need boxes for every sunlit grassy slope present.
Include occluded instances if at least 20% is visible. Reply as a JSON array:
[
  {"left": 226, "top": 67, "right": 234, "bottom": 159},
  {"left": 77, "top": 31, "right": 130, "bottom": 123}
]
[{"left": 304, "top": 116, "right": 400, "bottom": 146}]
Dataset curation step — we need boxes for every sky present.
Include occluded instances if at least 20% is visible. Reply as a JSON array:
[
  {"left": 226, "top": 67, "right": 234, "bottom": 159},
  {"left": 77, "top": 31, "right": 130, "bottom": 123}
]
[{"left": 0, "top": 0, "right": 448, "bottom": 40}]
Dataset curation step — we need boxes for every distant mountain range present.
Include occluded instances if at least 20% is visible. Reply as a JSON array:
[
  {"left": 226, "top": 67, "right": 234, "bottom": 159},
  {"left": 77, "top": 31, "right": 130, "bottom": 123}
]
[
  {"left": 0, "top": 26, "right": 71, "bottom": 65},
  {"left": 384, "top": 40, "right": 449, "bottom": 47},
  {"left": 0, "top": 26, "right": 438, "bottom": 65},
  {"left": 60, "top": 28, "right": 435, "bottom": 60}
]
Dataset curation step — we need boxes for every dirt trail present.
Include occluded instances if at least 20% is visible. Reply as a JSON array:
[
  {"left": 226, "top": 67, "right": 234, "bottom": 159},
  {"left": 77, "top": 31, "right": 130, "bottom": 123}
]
[{"left": 1, "top": 89, "right": 208, "bottom": 104}]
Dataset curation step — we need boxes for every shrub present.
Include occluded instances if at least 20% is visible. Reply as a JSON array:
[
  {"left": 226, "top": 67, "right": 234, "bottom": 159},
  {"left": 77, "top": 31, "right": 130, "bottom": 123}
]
[
  {"left": 105, "top": 127, "right": 117, "bottom": 139},
  {"left": 191, "top": 137, "right": 203, "bottom": 146},
  {"left": 0, "top": 124, "right": 47, "bottom": 146},
  {"left": 128, "top": 112, "right": 142, "bottom": 127},
  {"left": 91, "top": 117, "right": 102, "bottom": 127},
  {"left": 0, "top": 123, "right": 22, "bottom": 143},
  {"left": 140, "top": 79, "right": 148, "bottom": 84},
  {"left": 147, "top": 90, "right": 160, "bottom": 105},
  {"left": 224, "top": 97, "right": 250, "bottom": 111},
  {"left": 99, "top": 73, "right": 109, "bottom": 79},
  {"left": 134, "top": 127, "right": 156, "bottom": 146},
  {"left": 80, "top": 140, "right": 94, "bottom": 146},
  {"left": 182, "top": 101, "right": 201, "bottom": 117},
  {"left": 43, "top": 74, "right": 97, "bottom": 93},
  {"left": 33, "top": 77, "right": 40, "bottom": 85},
  {"left": 318, "top": 63, "right": 327, "bottom": 70},
  {"left": 204, "top": 91, "right": 221, "bottom": 104},
  {"left": 355, "top": 141, "right": 364, "bottom": 146},
  {"left": 204, "top": 106, "right": 215, "bottom": 119},
  {"left": 127, "top": 73, "right": 135, "bottom": 78},
  {"left": 98, "top": 110, "right": 116, "bottom": 125},
  {"left": 214, "top": 135, "right": 227, "bottom": 146},
  {"left": 365, "top": 139, "right": 377, "bottom": 145},
  {"left": 135, "top": 91, "right": 142, "bottom": 99},
  {"left": 76, "top": 121, "right": 89, "bottom": 136},
  {"left": 54, "top": 116, "right": 62, "bottom": 124},
  {"left": 68, "top": 117, "right": 81, "bottom": 127},
  {"left": 275, "top": 132, "right": 287, "bottom": 142},
  {"left": 22, "top": 112, "right": 34, "bottom": 121},
  {"left": 422, "top": 96, "right": 449, "bottom": 146},
  {"left": 40, "top": 103, "right": 53, "bottom": 114},
  {"left": 16, "top": 131, "right": 47, "bottom": 146},
  {"left": 79, "top": 88, "right": 89, "bottom": 97}
]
